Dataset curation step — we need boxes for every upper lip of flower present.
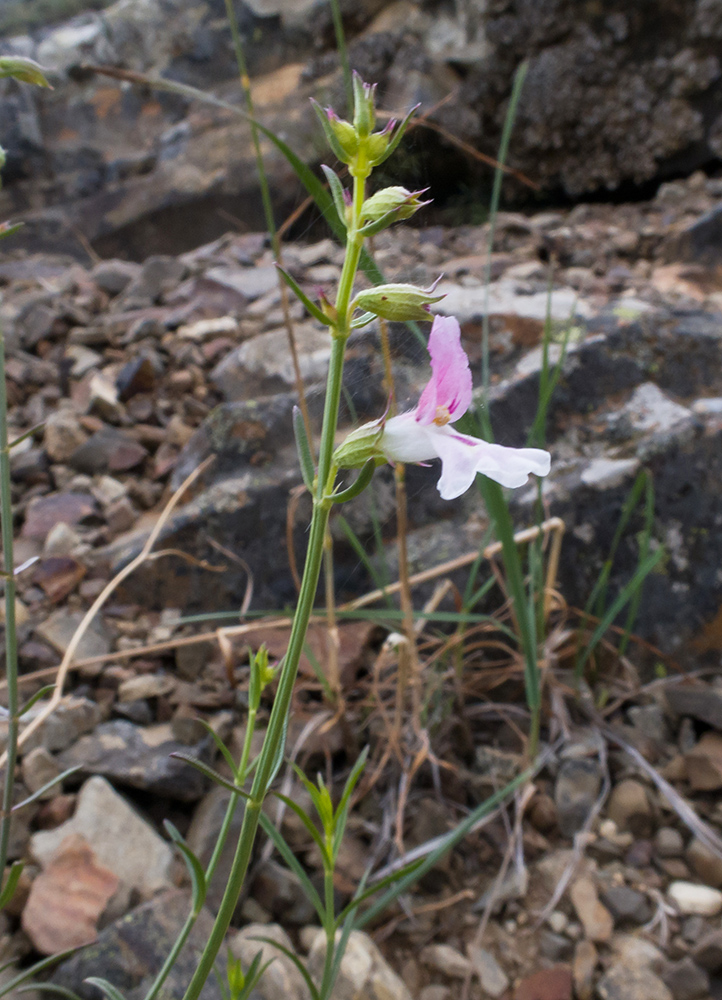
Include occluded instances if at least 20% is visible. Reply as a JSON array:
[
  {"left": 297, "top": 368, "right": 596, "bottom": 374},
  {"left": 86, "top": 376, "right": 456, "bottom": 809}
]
[{"left": 375, "top": 314, "right": 551, "bottom": 500}]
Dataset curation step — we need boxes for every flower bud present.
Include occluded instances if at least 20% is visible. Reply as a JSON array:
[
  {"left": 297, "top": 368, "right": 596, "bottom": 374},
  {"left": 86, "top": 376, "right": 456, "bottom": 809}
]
[
  {"left": 352, "top": 281, "right": 444, "bottom": 322},
  {"left": 352, "top": 72, "right": 376, "bottom": 138},
  {"left": 333, "top": 421, "right": 384, "bottom": 470},
  {"left": 361, "top": 186, "right": 429, "bottom": 226}
]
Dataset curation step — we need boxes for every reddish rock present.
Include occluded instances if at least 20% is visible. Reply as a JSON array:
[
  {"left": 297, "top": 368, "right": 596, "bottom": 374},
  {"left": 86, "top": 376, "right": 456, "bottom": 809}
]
[
  {"left": 22, "top": 492, "right": 97, "bottom": 541},
  {"left": 514, "top": 966, "right": 573, "bottom": 1000}
]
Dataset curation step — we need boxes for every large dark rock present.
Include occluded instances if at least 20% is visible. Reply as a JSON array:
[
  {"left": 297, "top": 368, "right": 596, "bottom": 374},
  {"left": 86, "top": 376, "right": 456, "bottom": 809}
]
[
  {"left": 51, "top": 890, "right": 223, "bottom": 1000},
  {"left": 3, "top": 0, "right": 722, "bottom": 256}
]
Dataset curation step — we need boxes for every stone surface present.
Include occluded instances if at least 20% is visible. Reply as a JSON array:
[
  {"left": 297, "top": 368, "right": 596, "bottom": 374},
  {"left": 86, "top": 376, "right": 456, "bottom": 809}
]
[
  {"left": 57, "top": 721, "right": 212, "bottom": 801},
  {"left": 35, "top": 610, "right": 110, "bottom": 662},
  {"left": 606, "top": 780, "right": 654, "bottom": 836},
  {"left": 51, "top": 890, "right": 222, "bottom": 1000},
  {"left": 668, "top": 880, "right": 722, "bottom": 916},
  {"left": 21, "top": 746, "right": 62, "bottom": 798},
  {"left": 30, "top": 776, "right": 173, "bottom": 915},
  {"left": 421, "top": 944, "right": 473, "bottom": 979},
  {"left": 666, "top": 683, "right": 722, "bottom": 731},
  {"left": 596, "top": 966, "right": 673, "bottom": 1000},
  {"left": 686, "top": 836, "right": 722, "bottom": 888},
  {"left": 306, "top": 928, "right": 413, "bottom": 1000},
  {"left": 685, "top": 733, "right": 722, "bottom": 791},
  {"left": 23, "top": 696, "right": 102, "bottom": 753},
  {"left": 570, "top": 877, "right": 614, "bottom": 943},
  {"left": 554, "top": 758, "right": 602, "bottom": 837},
  {"left": 514, "top": 966, "right": 572, "bottom": 1000},
  {"left": 231, "top": 923, "right": 310, "bottom": 1000},
  {"left": 22, "top": 834, "right": 119, "bottom": 954},
  {"left": 466, "top": 946, "right": 509, "bottom": 998},
  {"left": 661, "top": 956, "right": 710, "bottom": 1000},
  {"left": 600, "top": 886, "right": 652, "bottom": 926}
]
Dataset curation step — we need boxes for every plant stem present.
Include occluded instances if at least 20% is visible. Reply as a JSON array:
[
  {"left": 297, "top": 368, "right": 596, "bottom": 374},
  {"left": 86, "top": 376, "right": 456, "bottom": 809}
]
[
  {"left": 0, "top": 324, "right": 19, "bottom": 878},
  {"left": 181, "top": 166, "right": 367, "bottom": 1000},
  {"left": 319, "top": 865, "right": 337, "bottom": 999}
]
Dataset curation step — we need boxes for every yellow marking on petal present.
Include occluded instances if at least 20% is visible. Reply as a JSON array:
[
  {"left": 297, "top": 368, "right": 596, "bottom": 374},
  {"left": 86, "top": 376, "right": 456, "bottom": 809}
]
[{"left": 433, "top": 405, "right": 451, "bottom": 426}]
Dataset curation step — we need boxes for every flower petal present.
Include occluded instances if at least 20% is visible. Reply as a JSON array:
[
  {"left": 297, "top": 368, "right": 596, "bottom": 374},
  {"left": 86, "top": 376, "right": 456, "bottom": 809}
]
[
  {"left": 380, "top": 412, "right": 437, "bottom": 463},
  {"left": 434, "top": 428, "right": 551, "bottom": 500},
  {"left": 415, "top": 315, "right": 472, "bottom": 425}
]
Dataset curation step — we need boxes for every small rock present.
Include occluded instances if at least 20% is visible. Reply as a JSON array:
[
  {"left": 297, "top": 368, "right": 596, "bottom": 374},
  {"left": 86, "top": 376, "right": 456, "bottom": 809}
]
[
  {"left": 175, "top": 640, "right": 214, "bottom": 681},
  {"left": 514, "top": 966, "right": 572, "bottom": 1000},
  {"left": 206, "top": 264, "right": 278, "bottom": 301},
  {"left": 666, "top": 684, "right": 722, "bottom": 732},
  {"left": 23, "top": 696, "right": 102, "bottom": 753},
  {"left": 87, "top": 373, "right": 123, "bottom": 423},
  {"left": 685, "top": 732, "right": 722, "bottom": 791},
  {"left": 539, "top": 931, "right": 574, "bottom": 962},
  {"left": 548, "top": 911, "right": 568, "bottom": 934},
  {"left": 661, "top": 956, "right": 710, "bottom": 1000},
  {"left": 44, "top": 410, "right": 87, "bottom": 462},
  {"left": 51, "top": 890, "right": 221, "bottom": 1000},
  {"left": 231, "top": 924, "right": 310, "bottom": 1000},
  {"left": 33, "top": 556, "right": 86, "bottom": 603},
  {"left": 421, "top": 943, "right": 473, "bottom": 979},
  {"left": 466, "top": 945, "right": 509, "bottom": 997},
  {"left": 22, "top": 492, "right": 97, "bottom": 541},
  {"left": 105, "top": 495, "right": 138, "bottom": 534},
  {"left": 70, "top": 427, "right": 148, "bottom": 475},
  {"left": 596, "top": 966, "right": 673, "bottom": 1000},
  {"left": 57, "top": 719, "right": 210, "bottom": 801},
  {"left": 668, "top": 880, "right": 722, "bottom": 916},
  {"left": 419, "top": 988, "right": 451, "bottom": 1000},
  {"left": 655, "top": 827, "right": 685, "bottom": 857},
  {"left": 555, "top": 758, "right": 602, "bottom": 836},
  {"left": 250, "top": 858, "right": 317, "bottom": 927},
  {"left": 693, "top": 928, "right": 722, "bottom": 971},
  {"left": 117, "top": 674, "right": 175, "bottom": 702},
  {"left": 306, "top": 929, "right": 412, "bottom": 1000},
  {"left": 570, "top": 876, "right": 614, "bottom": 942},
  {"left": 606, "top": 779, "right": 654, "bottom": 836},
  {"left": 21, "top": 747, "right": 62, "bottom": 798},
  {"left": 22, "top": 833, "right": 119, "bottom": 954},
  {"left": 686, "top": 837, "right": 722, "bottom": 888},
  {"left": 43, "top": 522, "right": 82, "bottom": 556},
  {"left": 36, "top": 610, "right": 110, "bottom": 662},
  {"left": 572, "top": 940, "right": 597, "bottom": 1000},
  {"left": 609, "top": 933, "right": 664, "bottom": 971},
  {"left": 92, "top": 259, "right": 141, "bottom": 295},
  {"left": 116, "top": 355, "right": 157, "bottom": 400},
  {"left": 600, "top": 885, "right": 652, "bottom": 925},
  {"left": 30, "top": 775, "right": 173, "bottom": 916}
]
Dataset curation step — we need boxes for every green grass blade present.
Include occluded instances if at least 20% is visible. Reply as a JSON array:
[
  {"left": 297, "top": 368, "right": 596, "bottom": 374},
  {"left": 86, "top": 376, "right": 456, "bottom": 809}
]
[{"left": 258, "top": 813, "right": 326, "bottom": 924}]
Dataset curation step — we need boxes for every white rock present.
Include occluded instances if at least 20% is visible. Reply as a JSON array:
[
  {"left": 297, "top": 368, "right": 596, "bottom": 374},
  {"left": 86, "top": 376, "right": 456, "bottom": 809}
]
[
  {"left": 307, "top": 928, "right": 412, "bottom": 1000},
  {"left": 30, "top": 775, "right": 173, "bottom": 916},
  {"left": 43, "top": 522, "right": 82, "bottom": 556},
  {"left": 581, "top": 457, "right": 640, "bottom": 490},
  {"left": 434, "top": 278, "right": 592, "bottom": 323},
  {"left": 231, "top": 924, "right": 310, "bottom": 1000},
  {"left": 421, "top": 943, "right": 473, "bottom": 978},
  {"left": 466, "top": 945, "right": 509, "bottom": 998},
  {"left": 668, "top": 880, "right": 722, "bottom": 916}
]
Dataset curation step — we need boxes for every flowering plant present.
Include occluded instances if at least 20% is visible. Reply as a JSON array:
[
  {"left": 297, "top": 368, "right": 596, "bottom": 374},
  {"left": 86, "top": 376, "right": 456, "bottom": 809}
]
[{"left": 335, "top": 314, "right": 551, "bottom": 499}]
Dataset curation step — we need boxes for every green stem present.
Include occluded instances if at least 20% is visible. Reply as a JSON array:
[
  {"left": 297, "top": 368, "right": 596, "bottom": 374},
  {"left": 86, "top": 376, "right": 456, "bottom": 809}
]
[
  {"left": 319, "top": 865, "right": 336, "bottom": 999},
  {"left": 0, "top": 325, "right": 18, "bottom": 879},
  {"left": 181, "top": 161, "right": 367, "bottom": 1000}
]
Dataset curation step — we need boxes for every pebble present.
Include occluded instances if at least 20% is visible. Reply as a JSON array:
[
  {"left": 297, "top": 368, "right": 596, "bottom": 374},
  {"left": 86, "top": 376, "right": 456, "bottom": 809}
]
[
  {"left": 570, "top": 876, "right": 614, "bottom": 942},
  {"left": 655, "top": 827, "right": 685, "bottom": 857},
  {"left": 554, "top": 757, "right": 602, "bottom": 837},
  {"left": 421, "top": 943, "right": 472, "bottom": 979},
  {"left": 597, "top": 966, "right": 673, "bottom": 1000},
  {"left": 572, "top": 940, "right": 597, "bottom": 1000},
  {"left": 44, "top": 409, "right": 87, "bottom": 462},
  {"left": 21, "top": 747, "right": 62, "bottom": 799},
  {"left": 668, "top": 880, "right": 722, "bottom": 916},
  {"left": 661, "top": 956, "right": 710, "bottom": 1000},
  {"left": 30, "top": 775, "right": 173, "bottom": 917},
  {"left": 692, "top": 927, "right": 722, "bottom": 971},
  {"left": 601, "top": 885, "right": 652, "bottom": 925},
  {"left": 307, "top": 928, "right": 413, "bottom": 1000},
  {"left": 606, "top": 779, "right": 654, "bottom": 836},
  {"left": 514, "top": 965, "right": 572, "bottom": 1000},
  {"left": 466, "top": 945, "right": 509, "bottom": 997},
  {"left": 685, "top": 836, "right": 722, "bottom": 888}
]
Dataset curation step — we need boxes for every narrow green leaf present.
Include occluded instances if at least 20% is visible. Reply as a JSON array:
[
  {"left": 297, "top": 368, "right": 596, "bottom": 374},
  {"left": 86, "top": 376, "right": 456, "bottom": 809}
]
[
  {"left": 272, "top": 790, "right": 328, "bottom": 861},
  {"left": 8, "top": 422, "right": 44, "bottom": 451},
  {"left": 319, "top": 165, "right": 347, "bottom": 230},
  {"left": 0, "top": 861, "right": 23, "bottom": 910},
  {"left": 0, "top": 951, "right": 77, "bottom": 998},
  {"left": 330, "top": 460, "right": 376, "bottom": 504},
  {"left": 276, "top": 266, "right": 333, "bottom": 326},
  {"left": 12, "top": 767, "right": 80, "bottom": 813},
  {"left": 576, "top": 547, "right": 664, "bottom": 679},
  {"left": 335, "top": 858, "right": 424, "bottom": 925},
  {"left": 197, "top": 719, "right": 242, "bottom": 782},
  {"left": 259, "top": 813, "right": 325, "bottom": 924},
  {"left": 250, "top": 939, "right": 321, "bottom": 1000},
  {"left": 20, "top": 986, "right": 83, "bottom": 1000},
  {"left": 164, "top": 821, "right": 207, "bottom": 915},
  {"left": 18, "top": 683, "right": 55, "bottom": 717},
  {"left": 84, "top": 978, "right": 129, "bottom": 1000},
  {"left": 293, "top": 407, "right": 316, "bottom": 491},
  {"left": 237, "top": 956, "right": 274, "bottom": 1000},
  {"left": 332, "top": 747, "right": 368, "bottom": 860},
  {"left": 0, "top": 222, "right": 23, "bottom": 242},
  {"left": 168, "top": 752, "right": 251, "bottom": 798}
]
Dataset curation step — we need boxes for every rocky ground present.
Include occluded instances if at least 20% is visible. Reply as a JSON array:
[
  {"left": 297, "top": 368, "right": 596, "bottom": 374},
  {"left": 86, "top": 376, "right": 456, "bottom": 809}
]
[{"left": 2, "top": 171, "right": 722, "bottom": 999}]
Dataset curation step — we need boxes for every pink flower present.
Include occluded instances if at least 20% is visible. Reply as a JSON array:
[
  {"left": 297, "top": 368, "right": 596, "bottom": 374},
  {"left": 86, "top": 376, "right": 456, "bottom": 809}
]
[{"left": 378, "top": 315, "right": 551, "bottom": 500}]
